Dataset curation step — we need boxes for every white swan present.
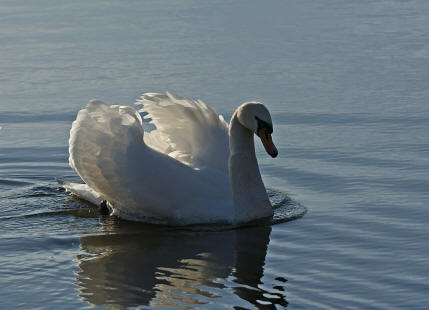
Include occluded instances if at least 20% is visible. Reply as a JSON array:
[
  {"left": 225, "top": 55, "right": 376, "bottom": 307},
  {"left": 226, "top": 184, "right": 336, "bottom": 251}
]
[{"left": 62, "top": 92, "right": 278, "bottom": 225}]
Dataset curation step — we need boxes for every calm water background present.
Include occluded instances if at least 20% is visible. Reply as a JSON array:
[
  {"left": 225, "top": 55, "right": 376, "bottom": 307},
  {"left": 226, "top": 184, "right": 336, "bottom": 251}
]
[{"left": 1, "top": 0, "right": 429, "bottom": 309}]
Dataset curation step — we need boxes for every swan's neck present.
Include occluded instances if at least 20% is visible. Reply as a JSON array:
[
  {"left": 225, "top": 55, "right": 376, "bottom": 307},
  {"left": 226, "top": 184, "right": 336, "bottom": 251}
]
[{"left": 228, "top": 113, "right": 273, "bottom": 223}]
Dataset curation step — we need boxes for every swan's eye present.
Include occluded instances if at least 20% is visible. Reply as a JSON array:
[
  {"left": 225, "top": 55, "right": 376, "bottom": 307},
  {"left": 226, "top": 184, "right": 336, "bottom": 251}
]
[{"left": 255, "top": 116, "right": 273, "bottom": 136}]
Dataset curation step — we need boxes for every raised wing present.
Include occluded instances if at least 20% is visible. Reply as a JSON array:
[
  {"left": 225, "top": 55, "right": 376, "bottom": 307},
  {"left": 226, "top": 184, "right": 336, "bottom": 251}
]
[
  {"left": 136, "top": 92, "right": 229, "bottom": 173},
  {"left": 69, "top": 101, "right": 147, "bottom": 210}
]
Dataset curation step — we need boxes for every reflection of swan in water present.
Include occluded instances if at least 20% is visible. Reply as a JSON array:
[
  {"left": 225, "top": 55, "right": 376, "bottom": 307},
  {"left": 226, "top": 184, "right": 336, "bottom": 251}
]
[{"left": 76, "top": 222, "right": 288, "bottom": 309}]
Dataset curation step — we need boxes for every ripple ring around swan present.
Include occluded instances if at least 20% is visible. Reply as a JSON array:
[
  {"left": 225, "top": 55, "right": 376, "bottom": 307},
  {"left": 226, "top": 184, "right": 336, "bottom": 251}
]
[{"left": 177, "top": 189, "right": 307, "bottom": 232}]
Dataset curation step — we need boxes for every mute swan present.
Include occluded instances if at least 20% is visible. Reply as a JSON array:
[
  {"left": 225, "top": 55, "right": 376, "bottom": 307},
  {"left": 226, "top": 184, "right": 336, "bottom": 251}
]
[{"left": 62, "top": 92, "right": 278, "bottom": 225}]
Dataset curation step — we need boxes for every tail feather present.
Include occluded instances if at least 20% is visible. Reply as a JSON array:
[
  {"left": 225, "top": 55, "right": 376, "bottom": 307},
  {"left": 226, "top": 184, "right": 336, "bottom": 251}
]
[{"left": 57, "top": 179, "right": 104, "bottom": 206}]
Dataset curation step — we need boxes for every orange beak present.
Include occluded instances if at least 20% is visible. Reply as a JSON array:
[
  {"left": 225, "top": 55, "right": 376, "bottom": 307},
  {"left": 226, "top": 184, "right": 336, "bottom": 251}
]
[{"left": 258, "top": 129, "right": 278, "bottom": 158}]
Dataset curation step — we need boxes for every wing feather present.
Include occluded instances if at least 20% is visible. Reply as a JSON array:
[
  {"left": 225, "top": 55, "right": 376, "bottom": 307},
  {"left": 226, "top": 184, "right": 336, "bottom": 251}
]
[{"left": 135, "top": 92, "right": 229, "bottom": 172}]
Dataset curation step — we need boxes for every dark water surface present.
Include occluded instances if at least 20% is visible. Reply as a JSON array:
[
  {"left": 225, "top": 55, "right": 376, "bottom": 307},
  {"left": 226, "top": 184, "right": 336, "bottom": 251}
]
[{"left": 1, "top": 0, "right": 429, "bottom": 309}]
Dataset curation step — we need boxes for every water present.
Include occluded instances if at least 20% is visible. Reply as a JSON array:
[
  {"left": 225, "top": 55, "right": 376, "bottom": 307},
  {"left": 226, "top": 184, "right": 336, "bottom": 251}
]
[{"left": 1, "top": 0, "right": 429, "bottom": 308}]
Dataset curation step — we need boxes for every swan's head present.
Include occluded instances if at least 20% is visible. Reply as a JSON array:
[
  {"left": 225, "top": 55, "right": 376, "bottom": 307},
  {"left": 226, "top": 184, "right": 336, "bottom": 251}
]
[{"left": 237, "top": 102, "right": 278, "bottom": 158}]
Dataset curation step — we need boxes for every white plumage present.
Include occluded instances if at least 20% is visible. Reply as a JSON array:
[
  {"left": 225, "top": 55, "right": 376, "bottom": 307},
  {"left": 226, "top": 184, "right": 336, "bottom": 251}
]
[{"left": 63, "top": 92, "right": 278, "bottom": 225}]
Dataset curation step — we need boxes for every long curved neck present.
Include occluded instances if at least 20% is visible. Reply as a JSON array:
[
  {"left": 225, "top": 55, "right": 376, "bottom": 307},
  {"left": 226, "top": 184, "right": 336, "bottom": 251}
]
[{"left": 228, "top": 113, "right": 273, "bottom": 224}]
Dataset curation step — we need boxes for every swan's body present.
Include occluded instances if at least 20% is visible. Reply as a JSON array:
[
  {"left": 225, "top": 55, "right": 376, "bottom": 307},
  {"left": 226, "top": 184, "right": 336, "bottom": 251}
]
[{"left": 64, "top": 92, "right": 278, "bottom": 225}]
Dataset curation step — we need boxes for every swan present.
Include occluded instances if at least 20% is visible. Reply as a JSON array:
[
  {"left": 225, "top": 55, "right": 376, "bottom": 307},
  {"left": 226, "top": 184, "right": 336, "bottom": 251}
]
[{"left": 61, "top": 92, "right": 278, "bottom": 225}]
